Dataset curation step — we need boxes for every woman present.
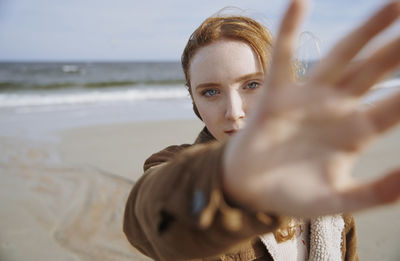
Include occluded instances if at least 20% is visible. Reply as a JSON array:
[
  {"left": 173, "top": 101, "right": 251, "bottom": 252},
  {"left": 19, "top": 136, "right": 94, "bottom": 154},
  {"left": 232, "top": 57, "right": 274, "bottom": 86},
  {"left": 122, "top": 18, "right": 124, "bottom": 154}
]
[{"left": 124, "top": 0, "right": 400, "bottom": 260}]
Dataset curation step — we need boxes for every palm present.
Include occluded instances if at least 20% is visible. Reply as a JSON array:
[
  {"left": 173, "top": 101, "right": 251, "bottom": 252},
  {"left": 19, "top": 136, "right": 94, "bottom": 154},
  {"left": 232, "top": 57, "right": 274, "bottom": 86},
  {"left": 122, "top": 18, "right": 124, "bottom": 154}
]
[
  {"left": 223, "top": 0, "right": 400, "bottom": 217},
  {"left": 251, "top": 84, "right": 369, "bottom": 216}
]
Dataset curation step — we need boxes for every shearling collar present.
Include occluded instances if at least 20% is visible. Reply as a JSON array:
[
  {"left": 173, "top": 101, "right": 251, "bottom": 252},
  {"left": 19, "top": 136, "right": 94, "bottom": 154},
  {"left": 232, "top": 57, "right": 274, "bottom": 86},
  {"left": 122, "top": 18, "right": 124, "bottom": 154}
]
[{"left": 260, "top": 215, "right": 345, "bottom": 261}]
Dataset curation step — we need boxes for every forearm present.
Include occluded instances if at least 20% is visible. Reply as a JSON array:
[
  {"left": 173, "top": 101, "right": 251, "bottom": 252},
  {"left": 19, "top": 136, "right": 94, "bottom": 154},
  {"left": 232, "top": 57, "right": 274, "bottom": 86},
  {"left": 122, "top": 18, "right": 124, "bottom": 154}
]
[{"left": 123, "top": 141, "right": 282, "bottom": 260}]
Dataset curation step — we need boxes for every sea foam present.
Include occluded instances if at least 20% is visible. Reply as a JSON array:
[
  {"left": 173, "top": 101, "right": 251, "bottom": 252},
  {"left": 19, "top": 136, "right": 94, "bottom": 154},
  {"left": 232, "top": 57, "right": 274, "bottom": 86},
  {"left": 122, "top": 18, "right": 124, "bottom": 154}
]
[{"left": 0, "top": 85, "right": 189, "bottom": 108}]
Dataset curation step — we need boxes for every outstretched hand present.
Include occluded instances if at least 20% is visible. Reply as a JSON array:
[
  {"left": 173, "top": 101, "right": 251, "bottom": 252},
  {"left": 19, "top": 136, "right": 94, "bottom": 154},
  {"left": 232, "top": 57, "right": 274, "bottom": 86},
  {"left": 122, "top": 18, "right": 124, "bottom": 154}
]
[{"left": 223, "top": 0, "right": 400, "bottom": 217}]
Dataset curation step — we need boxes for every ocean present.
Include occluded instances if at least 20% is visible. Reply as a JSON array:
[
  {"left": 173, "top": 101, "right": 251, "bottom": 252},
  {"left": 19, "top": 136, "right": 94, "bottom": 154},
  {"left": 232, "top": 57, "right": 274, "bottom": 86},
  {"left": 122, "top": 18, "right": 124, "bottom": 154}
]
[
  {"left": 0, "top": 62, "right": 189, "bottom": 107},
  {"left": 0, "top": 62, "right": 196, "bottom": 140},
  {"left": 0, "top": 61, "right": 399, "bottom": 140}
]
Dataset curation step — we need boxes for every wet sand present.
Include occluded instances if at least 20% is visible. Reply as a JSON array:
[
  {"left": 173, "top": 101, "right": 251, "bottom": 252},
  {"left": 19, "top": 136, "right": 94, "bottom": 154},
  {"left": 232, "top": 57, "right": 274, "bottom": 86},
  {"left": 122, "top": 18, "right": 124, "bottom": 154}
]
[{"left": 1, "top": 119, "right": 399, "bottom": 260}]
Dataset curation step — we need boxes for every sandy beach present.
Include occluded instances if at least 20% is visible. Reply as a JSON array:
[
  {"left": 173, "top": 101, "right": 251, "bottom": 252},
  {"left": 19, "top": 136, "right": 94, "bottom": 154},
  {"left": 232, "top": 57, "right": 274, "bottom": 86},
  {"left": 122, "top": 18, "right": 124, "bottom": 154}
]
[{"left": 1, "top": 118, "right": 399, "bottom": 260}]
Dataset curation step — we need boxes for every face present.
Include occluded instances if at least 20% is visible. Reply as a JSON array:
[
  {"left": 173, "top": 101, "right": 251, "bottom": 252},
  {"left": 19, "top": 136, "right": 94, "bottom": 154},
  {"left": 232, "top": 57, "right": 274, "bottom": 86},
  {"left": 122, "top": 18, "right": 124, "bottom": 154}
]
[{"left": 189, "top": 39, "right": 264, "bottom": 141}]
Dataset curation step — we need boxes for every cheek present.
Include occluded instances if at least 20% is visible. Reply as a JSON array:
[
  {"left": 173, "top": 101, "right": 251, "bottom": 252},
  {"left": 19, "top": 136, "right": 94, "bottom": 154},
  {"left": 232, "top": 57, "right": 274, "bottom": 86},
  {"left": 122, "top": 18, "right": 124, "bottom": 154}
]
[
  {"left": 199, "top": 105, "right": 225, "bottom": 141},
  {"left": 243, "top": 91, "right": 260, "bottom": 114},
  {"left": 196, "top": 101, "right": 220, "bottom": 124},
  {"left": 192, "top": 97, "right": 223, "bottom": 127}
]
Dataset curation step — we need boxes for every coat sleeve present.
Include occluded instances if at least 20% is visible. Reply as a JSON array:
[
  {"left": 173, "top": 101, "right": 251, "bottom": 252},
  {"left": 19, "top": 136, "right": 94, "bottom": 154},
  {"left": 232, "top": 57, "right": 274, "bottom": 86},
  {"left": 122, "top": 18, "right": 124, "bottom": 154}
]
[{"left": 123, "top": 141, "right": 284, "bottom": 261}]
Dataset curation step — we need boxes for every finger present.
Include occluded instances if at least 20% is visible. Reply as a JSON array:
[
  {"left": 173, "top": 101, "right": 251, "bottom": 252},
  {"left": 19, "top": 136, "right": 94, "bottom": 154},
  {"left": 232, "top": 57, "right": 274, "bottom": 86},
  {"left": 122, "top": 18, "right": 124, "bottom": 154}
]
[
  {"left": 339, "top": 169, "right": 400, "bottom": 213},
  {"left": 267, "top": 0, "right": 307, "bottom": 88},
  {"left": 309, "top": 1, "right": 400, "bottom": 85},
  {"left": 337, "top": 37, "right": 400, "bottom": 96},
  {"left": 366, "top": 90, "right": 400, "bottom": 133}
]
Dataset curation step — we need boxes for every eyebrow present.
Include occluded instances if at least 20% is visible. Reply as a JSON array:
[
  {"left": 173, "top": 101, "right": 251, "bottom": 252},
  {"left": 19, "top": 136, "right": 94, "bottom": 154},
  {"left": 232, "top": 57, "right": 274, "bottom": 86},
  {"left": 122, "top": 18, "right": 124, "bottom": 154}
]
[{"left": 195, "top": 72, "right": 264, "bottom": 90}]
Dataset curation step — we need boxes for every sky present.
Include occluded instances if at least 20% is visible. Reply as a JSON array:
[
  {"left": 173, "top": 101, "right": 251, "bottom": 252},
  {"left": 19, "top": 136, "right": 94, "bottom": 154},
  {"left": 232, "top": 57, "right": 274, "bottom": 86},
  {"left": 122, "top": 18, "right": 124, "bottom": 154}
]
[{"left": 0, "top": 0, "right": 398, "bottom": 61}]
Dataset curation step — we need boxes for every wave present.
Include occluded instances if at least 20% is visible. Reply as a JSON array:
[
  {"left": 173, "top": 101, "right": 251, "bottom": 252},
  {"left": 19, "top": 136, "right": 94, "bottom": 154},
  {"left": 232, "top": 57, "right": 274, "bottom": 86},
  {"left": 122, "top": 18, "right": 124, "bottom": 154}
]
[
  {"left": 0, "top": 86, "right": 189, "bottom": 108},
  {"left": 2, "top": 77, "right": 397, "bottom": 93},
  {"left": 0, "top": 78, "right": 398, "bottom": 109},
  {"left": 0, "top": 79, "right": 186, "bottom": 92}
]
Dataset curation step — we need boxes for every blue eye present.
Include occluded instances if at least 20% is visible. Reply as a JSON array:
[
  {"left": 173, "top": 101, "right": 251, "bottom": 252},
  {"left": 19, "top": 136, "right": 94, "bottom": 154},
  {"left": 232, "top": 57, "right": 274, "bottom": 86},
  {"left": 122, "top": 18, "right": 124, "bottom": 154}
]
[
  {"left": 246, "top": 81, "right": 259, "bottom": 89},
  {"left": 202, "top": 89, "right": 219, "bottom": 97}
]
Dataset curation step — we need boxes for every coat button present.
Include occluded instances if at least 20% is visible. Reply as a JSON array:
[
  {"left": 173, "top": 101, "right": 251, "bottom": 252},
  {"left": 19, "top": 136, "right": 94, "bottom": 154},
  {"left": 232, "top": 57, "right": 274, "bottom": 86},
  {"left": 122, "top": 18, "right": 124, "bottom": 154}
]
[{"left": 192, "top": 189, "right": 206, "bottom": 216}]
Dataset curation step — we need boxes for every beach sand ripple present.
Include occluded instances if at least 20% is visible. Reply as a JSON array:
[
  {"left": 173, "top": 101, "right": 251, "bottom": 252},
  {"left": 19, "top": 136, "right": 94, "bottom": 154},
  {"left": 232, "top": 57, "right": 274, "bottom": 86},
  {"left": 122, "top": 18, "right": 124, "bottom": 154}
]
[{"left": 0, "top": 138, "right": 150, "bottom": 261}]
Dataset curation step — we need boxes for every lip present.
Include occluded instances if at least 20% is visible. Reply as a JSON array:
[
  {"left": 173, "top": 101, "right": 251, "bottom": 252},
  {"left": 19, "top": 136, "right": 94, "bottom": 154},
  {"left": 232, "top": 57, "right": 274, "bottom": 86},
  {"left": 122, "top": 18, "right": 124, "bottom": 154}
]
[{"left": 224, "top": 129, "right": 239, "bottom": 136}]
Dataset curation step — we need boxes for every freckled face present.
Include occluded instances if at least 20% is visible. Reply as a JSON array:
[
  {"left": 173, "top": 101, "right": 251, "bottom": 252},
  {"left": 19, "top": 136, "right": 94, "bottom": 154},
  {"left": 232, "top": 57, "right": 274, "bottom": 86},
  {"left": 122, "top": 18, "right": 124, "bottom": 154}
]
[{"left": 189, "top": 39, "right": 264, "bottom": 141}]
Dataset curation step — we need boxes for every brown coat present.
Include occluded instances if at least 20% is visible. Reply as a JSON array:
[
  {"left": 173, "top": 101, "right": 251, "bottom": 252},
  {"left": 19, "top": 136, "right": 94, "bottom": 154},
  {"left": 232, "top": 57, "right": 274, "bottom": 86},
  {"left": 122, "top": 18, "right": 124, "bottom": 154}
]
[{"left": 123, "top": 127, "right": 359, "bottom": 261}]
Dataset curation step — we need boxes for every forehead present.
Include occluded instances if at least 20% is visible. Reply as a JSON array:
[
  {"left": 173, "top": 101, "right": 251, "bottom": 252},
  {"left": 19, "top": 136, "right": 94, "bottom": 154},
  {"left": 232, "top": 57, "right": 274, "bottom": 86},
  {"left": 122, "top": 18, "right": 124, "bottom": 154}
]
[{"left": 189, "top": 39, "right": 262, "bottom": 86}]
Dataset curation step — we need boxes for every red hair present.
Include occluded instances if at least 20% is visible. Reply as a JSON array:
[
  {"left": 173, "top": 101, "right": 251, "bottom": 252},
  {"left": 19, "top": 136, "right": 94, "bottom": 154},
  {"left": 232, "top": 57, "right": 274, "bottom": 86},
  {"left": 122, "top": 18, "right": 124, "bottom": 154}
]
[{"left": 181, "top": 16, "right": 274, "bottom": 119}]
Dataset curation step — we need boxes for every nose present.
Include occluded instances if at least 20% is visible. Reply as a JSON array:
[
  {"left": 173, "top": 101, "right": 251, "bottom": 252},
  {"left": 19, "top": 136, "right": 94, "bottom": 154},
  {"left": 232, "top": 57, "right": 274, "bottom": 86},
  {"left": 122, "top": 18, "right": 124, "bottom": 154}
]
[{"left": 225, "top": 90, "right": 245, "bottom": 121}]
